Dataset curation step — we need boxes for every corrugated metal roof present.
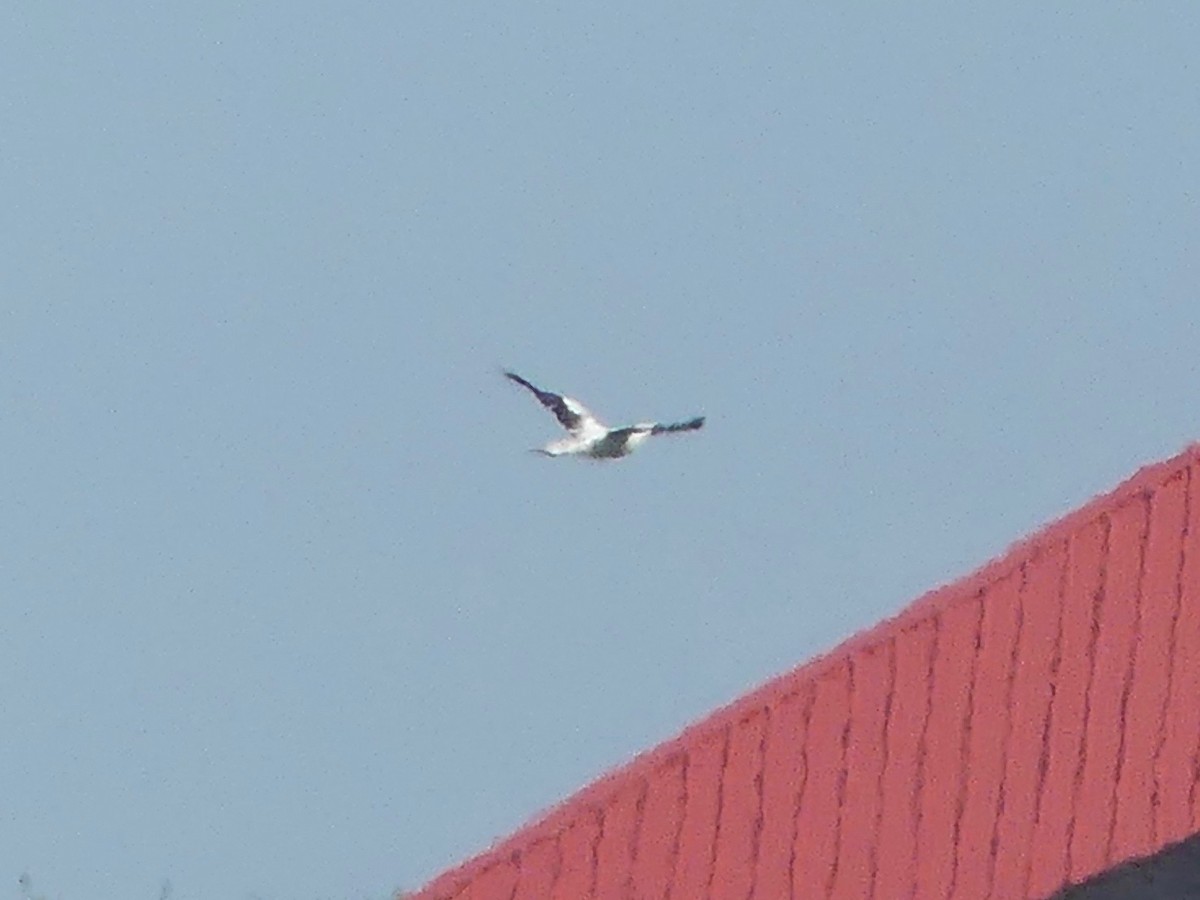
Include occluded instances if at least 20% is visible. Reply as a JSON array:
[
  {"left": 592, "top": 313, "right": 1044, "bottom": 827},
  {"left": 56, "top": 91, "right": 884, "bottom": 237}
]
[{"left": 416, "top": 445, "right": 1200, "bottom": 899}]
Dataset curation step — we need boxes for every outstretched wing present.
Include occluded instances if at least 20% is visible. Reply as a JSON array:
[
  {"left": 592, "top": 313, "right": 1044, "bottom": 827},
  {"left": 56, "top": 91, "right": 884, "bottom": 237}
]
[
  {"left": 651, "top": 416, "right": 705, "bottom": 435},
  {"left": 504, "top": 371, "right": 606, "bottom": 436}
]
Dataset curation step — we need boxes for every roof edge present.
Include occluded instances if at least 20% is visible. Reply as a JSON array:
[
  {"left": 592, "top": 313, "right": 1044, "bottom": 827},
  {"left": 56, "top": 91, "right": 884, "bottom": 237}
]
[{"left": 419, "top": 441, "right": 1200, "bottom": 898}]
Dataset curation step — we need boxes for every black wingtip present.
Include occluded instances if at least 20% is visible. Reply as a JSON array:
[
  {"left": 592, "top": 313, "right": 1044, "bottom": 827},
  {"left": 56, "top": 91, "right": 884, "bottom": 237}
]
[{"left": 652, "top": 415, "right": 706, "bottom": 435}]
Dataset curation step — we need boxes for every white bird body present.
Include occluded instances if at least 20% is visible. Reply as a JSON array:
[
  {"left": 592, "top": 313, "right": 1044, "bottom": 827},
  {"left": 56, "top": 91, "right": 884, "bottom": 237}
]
[{"left": 504, "top": 371, "right": 704, "bottom": 460}]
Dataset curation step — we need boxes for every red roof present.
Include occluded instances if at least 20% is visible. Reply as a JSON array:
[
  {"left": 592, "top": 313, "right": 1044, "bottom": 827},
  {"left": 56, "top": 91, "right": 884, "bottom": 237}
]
[{"left": 416, "top": 445, "right": 1200, "bottom": 899}]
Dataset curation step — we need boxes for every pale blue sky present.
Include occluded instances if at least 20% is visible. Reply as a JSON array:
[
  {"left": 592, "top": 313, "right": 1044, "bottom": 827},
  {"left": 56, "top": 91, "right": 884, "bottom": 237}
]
[{"left": 2, "top": 4, "right": 1198, "bottom": 898}]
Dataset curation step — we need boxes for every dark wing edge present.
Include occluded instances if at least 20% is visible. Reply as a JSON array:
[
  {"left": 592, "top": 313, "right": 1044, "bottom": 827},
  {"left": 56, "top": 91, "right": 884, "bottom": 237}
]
[
  {"left": 651, "top": 416, "right": 705, "bottom": 435},
  {"left": 503, "top": 370, "right": 582, "bottom": 432}
]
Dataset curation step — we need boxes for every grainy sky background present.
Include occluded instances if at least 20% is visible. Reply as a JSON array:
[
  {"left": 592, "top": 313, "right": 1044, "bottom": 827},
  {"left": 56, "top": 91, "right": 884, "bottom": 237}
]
[{"left": 3, "top": 4, "right": 1199, "bottom": 898}]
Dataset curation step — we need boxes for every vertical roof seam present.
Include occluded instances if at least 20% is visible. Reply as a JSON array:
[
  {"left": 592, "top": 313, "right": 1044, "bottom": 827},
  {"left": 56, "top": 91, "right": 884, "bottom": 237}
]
[
  {"left": 826, "top": 661, "right": 854, "bottom": 897},
  {"left": 746, "top": 705, "right": 770, "bottom": 900},
  {"left": 909, "top": 615, "right": 940, "bottom": 900},
  {"left": 866, "top": 639, "right": 897, "bottom": 899},
  {"left": 665, "top": 753, "right": 689, "bottom": 900},
  {"left": 986, "top": 562, "right": 1029, "bottom": 896},
  {"left": 702, "top": 727, "right": 732, "bottom": 900},
  {"left": 1066, "top": 512, "right": 1113, "bottom": 877},
  {"left": 1105, "top": 492, "right": 1153, "bottom": 862},
  {"left": 626, "top": 777, "right": 649, "bottom": 900},
  {"left": 1151, "top": 469, "right": 1190, "bottom": 847},
  {"left": 786, "top": 687, "right": 817, "bottom": 900},
  {"left": 587, "top": 807, "right": 604, "bottom": 899},
  {"left": 946, "top": 595, "right": 986, "bottom": 898},
  {"left": 1021, "top": 538, "right": 1070, "bottom": 896}
]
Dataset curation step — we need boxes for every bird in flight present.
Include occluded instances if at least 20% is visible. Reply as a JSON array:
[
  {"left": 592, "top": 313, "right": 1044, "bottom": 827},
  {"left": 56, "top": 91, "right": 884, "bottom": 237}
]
[{"left": 504, "top": 371, "right": 705, "bottom": 460}]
